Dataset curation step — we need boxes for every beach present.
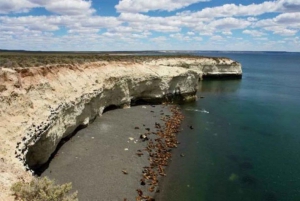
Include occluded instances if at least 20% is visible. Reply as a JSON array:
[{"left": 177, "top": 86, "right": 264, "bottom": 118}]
[{"left": 41, "top": 104, "right": 182, "bottom": 200}]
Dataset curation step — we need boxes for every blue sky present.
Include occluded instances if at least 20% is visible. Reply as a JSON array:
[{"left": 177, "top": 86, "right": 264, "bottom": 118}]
[{"left": 0, "top": 0, "right": 299, "bottom": 51}]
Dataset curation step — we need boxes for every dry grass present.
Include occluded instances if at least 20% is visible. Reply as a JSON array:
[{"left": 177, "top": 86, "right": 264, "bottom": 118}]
[
  {"left": 0, "top": 51, "right": 229, "bottom": 68},
  {"left": 11, "top": 177, "right": 78, "bottom": 201}
]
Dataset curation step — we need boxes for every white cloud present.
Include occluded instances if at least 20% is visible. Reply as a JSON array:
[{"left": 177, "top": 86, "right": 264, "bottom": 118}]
[
  {"left": 146, "top": 24, "right": 181, "bottom": 32},
  {"left": 119, "top": 13, "right": 181, "bottom": 32},
  {"left": 255, "top": 12, "right": 300, "bottom": 29},
  {"left": 179, "top": 1, "right": 278, "bottom": 19},
  {"left": 266, "top": 27, "right": 297, "bottom": 36},
  {"left": 43, "top": 0, "right": 95, "bottom": 15},
  {"left": 193, "top": 36, "right": 202, "bottom": 41},
  {"left": 177, "top": 0, "right": 300, "bottom": 20},
  {"left": 197, "top": 28, "right": 214, "bottom": 36},
  {"left": 116, "top": 0, "right": 209, "bottom": 13},
  {"left": 1, "top": 0, "right": 300, "bottom": 51},
  {"left": 210, "top": 35, "right": 223, "bottom": 41},
  {"left": 255, "top": 12, "right": 299, "bottom": 36},
  {"left": 68, "top": 28, "right": 99, "bottom": 34},
  {"left": 119, "top": 12, "right": 150, "bottom": 23},
  {"left": 276, "top": 0, "right": 300, "bottom": 12},
  {"left": 79, "top": 16, "right": 121, "bottom": 28},
  {"left": 27, "top": 0, "right": 49, "bottom": 4},
  {"left": 0, "top": 15, "right": 121, "bottom": 33},
  {"left": 274, "top": 12, "right": 300, "bottom": 24},
  {"left": 277, "top": 40, "right": 285, "bottom": 43},
  {"left": 170, "top": 33, "right": 191, "bottom": 41},
  {"left": 256, "top": 37, "right": 268, "bottom": 40},
  {"left": 243, "top": 29, "right": 266, "bottom": 37},
  {"left": 0, "top": 0, "right": 95, "bottom": 15},
  {"left": 222, "top": 31, "right": 232, "bottom": 35},
  {"left": 208, "top": 17, "right": 251, "bottom": 31},
  {"left": 150, "top": 36, "right": 167, "bottom": 43},
  {"left": 118, "top": 14, "right": 252, "bottom": 36},
  {"left": 131, "top": 32, "right": 151, "bottom": 39},
  {"left": 0, "top": 0, "right": 35, "bottom": 14},
  {"left": 107, "top": 26, "right": 136, "bottom": 34},
  {"left": 0, "top": 16, "right": 60, "bottom": 31},
  {"left": 255, "top": 19, "right": 274, "bottom": 28},
  {"left": 247, "top": 17, "right": 258, "bottom": 22}
]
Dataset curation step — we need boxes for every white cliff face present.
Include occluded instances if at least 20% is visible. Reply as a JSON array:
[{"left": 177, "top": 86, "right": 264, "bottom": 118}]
[
  {"left": 145, "top": 57, "right": 242, "bottom": 78},
  {"left": 0, "top": 57, "right": 241, "bottom": 200},
  {"left": 24, "top": 67, "right": 199, "bottom": 168}
]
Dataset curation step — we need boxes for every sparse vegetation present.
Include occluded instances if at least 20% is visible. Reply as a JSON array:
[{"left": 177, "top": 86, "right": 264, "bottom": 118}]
[
  {"left": 0, "top": 51, "right": 232, "bottom": 68},
  {"left": 11, "top": 177, "right": 78, "bottom": 201}
]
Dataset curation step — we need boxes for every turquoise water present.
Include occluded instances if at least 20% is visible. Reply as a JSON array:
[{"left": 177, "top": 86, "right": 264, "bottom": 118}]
[{"left": 157, "top": 52, "right": 300, "bottom": 201}]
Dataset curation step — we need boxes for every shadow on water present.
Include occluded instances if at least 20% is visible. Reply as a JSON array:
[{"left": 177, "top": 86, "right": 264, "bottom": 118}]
[{"left": 199, "top": 79, "right": 242, "bottom": 93}]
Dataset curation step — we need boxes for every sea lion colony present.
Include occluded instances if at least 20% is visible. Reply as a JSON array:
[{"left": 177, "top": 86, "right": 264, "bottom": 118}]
[{"left": 128, "top": 105, "right": 184, "bottom": 201}]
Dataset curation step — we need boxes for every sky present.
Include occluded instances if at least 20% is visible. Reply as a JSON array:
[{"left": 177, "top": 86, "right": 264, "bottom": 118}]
[{"left": 0, "top": 0, "right": 299, "bottom": 51}]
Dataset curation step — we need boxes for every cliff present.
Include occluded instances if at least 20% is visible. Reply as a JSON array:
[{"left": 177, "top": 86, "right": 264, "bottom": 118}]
[{"left": 0, "top": 56, "right": 241, "bottom": 200}]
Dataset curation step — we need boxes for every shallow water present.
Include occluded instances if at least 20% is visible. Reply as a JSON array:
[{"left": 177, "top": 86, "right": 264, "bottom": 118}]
[{"left": 157, "top": 52, "right": 300, "bottom": 201}]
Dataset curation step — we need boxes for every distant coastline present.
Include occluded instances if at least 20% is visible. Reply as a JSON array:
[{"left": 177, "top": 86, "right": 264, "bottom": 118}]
[{"left": 1, "top": 49, "right": 299, "bottom": 54}]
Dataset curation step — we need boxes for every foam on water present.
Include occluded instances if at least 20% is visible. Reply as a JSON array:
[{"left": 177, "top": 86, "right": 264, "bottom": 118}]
[{"left": 185, "top": 108, "right": 210, "bottom": 113}]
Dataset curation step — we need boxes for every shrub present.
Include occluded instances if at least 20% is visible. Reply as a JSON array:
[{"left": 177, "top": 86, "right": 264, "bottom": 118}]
[{"left": 11, "top": 177, "right": 78, "bottom": 201}]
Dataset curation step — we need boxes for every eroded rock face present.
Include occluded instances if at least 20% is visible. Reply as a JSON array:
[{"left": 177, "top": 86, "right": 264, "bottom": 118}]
[
  {"left": 25, "top": 72, "right": 199, "bottom": 169},
  {"left": 0, "top": 56, "right": 241, "bottom": 200}
]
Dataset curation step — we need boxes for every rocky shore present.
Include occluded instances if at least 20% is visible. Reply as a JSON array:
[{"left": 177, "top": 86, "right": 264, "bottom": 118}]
[{"left": 0, "top": 55, "right": 242, "bottom": 200}]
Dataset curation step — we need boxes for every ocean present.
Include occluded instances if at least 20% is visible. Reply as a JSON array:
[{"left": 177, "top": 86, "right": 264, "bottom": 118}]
[{"left": 156, "top": 52, "right": 300, "bottom": 201}]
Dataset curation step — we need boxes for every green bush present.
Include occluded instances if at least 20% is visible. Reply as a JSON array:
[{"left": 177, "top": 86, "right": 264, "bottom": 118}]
[{"left": 11, "top": 177, "right": 78, "bottom": 201}]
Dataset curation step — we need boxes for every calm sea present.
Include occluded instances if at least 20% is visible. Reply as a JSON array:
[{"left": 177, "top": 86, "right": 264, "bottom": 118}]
[{"left": 157, "top": 52, "right": 300, "bottom": 201}]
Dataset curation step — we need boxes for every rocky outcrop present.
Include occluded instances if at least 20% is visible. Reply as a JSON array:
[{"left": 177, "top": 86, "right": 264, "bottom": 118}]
[{"left": 0, "top": 56, "right": 241, "bottom": 200}]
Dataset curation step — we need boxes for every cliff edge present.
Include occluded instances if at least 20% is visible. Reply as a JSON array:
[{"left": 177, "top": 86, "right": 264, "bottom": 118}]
[{"left": 0, "top": 56, "right": 241, "bottom": 200}]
